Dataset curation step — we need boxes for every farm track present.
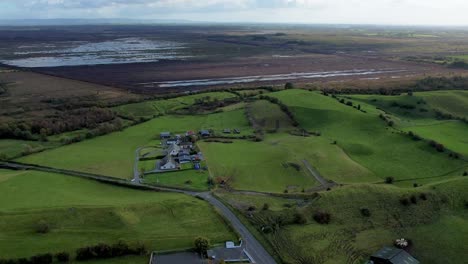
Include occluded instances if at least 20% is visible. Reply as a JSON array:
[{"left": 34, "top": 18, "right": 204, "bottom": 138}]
[
  {"left": 302, "top": 159, "right": 337, "bottom": 189},
  {"left": 0, "top": 161, "right": 277, "bottom": 264}
]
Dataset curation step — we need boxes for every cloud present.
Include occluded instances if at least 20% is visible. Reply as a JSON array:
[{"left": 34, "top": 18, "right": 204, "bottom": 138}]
[{"left": 2, "top": 0, "right": 468, "bottom": 25}]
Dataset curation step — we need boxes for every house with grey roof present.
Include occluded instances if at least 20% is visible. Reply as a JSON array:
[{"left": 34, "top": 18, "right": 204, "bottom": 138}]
[
  {"left": 160, "top": 132, "right": 171, "bottom": 139},
  {"left": 165, "top": 144, "right": 181, "bottom": 157},
  {"left": 150, "top": 251, "right": 203, "bottom": 264},
  {"left": 199, "top": 130, "right": 211, "bottom": 137},
  {"left": 368, "top": 247, "right": 419, "bottom": 264},
  {"left": 159, "top": 156, "right": 178, "bottom": 171},
  {"left": 207, "top": 241, "right": 252, "bottom": 263}
]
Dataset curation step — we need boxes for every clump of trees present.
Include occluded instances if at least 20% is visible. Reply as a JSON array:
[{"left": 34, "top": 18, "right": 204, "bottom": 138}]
[
  {"left": 194, "top": 237, "right": 210, "bottom": 257},
  {"left": 360, "top": 207, "right": 371, "bottom": 217},
  {"left": 75, "top": 241, "right": 146, "bottom": 261},
  {"left": 379, "top": 114, "right": 394, "bottom": 127},
  {"left": 385, "top": 177, "right": 395, "bottom": 184},
  {"left": 259, "top": 95, "right": 300, "bottom": 127},
  {"left": 429, "top": 140, "right": 445, "bottom": 152},
  {"left": 313, "top": 211, "right": 331, "bottom": 224},
  {"left": 0, "top": 107, "right": 120, "bottom": 141},
  {"left": 0, "top": 253, "right": 53, "bottom": 264},
  {"left": 35, "top": 220, "right": 51, "bottom": 234}
]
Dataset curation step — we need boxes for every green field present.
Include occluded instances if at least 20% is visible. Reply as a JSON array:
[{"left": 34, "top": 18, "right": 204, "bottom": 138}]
[
  {"left": 247, "top": 100, "right": 294, "bottom": 132},
  {"left": 144, "top": 169, "right": 210, "bottom": 191},
  {"left": 227, "top": 178, "right": 468, "bottom": 264},
  {"left": 200, "top": 133, "right": 379, "bottom": 192},
  {"left": 349, "top": 90, "right": 468, "bottom": 156},
  {"left": 0, "top": 139, "right": 57, "bottom": 160},
  {"left": 0, "top": 169, "right": 236, "bottom": 259},
  {"left": 270, "top": 90, "right": 467, "bottom": 186},
  {"left": 113, "top": 92, "right": 236, "bottom": 119},
  {"left": 17, "top": 109, "right": 252, "bottom": 179}
]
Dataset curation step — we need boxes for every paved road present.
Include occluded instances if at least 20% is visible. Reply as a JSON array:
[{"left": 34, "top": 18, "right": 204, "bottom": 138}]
[
  {"left": 197, "top": 192, "right": 277, "bottom": 264},
  {"left": 133, "top": 147, "right": 144, "bottom": 183},
  {"left": 302, "top": 159, "right": 336, "bottom": 188},
  {"left": 0, "top": 161, "right": 277, "bottom": 264}
]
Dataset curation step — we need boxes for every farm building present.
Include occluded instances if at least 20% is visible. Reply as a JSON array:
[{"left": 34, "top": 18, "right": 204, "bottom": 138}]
[
  {"left": 150, "top": 251, "right": 203, "bottom": 264},
  {"left": 199, "top": 130, "right": 211, "bottom": 137},
  {"left": 223, "top": 129, "right": 231, "bottom": 134},
  {"left": 159, "top": 156, "right": 178, "bottom": 170},
  {"left": 160, "top": 132, "right": 171, "bottom": 139},
  {"left": 207, "top": 241, "right": 251, "bottom": 263},
  {"left": 166, "top": 144, "right": 181, "bottom": 156},
  {"left": 233, "top": 129, "right": 240, "bottom": 134},
  {"left": 179, "top": 141, "right": 193, "bottom": 149},
  {"left": 166, "top": 137, "right": 179, "bottom": 145},
  {"left": 178, "top": 154, "right": 192, "bottom": 164},
  {"left": 368, "top": 247, "right": 419, "bottom": 264}
]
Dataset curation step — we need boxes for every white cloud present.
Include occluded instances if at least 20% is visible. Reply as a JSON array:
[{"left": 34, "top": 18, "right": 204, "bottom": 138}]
[{"left": 2, "top": 0, "right": 468, "bottom": 25}]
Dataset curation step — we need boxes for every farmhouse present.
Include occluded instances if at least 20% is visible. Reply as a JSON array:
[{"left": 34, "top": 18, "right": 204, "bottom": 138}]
[
  {"left": 368, "top": 247, "right": 419, "bottom": 264},
  {"left": 223, "top": 128, "right": 231, "bottom": 134},
  {"left": 165, "top": 137, "right": 180, "bottom": 145},
  {"left": 159, "top": 156, "right": 178, "bottom": 170},
  {"left": 166, "top": 144, "right": 181, "bottom": 156},
  {"left": 179, "top": 141, "right": 193, "bottom": 149}
]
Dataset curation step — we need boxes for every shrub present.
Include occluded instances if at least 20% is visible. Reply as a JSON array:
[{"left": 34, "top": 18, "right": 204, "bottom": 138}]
[
  {"left": 313, "top": 211, "right": 331, "bottom": 224},
  {"left": 400, "top": 197, "right": 410, "bottom": 206},
  {"left": 30, "top": 254, "right": 53, "bottom": 264},
  {"left": 385, "top": 177, "right": 394, "bottom": 184},
  {"left": 463, "top": 171, "right": 468, "bottom": 176},
  {"left": 287, "top": 162, "right": 301, "bottom": 171},
  {"left": 293, "top": 212, "right": 307, "bottom": 225},
  {"left": 194, "top": 237, "right": 210, "bottom": 257},
  {"left": 35, "top": 220, "right": 50, "bottom": 234},
  {"left": 360, "top": 207, "right": 371, "bottom": 217},
  {"left": 419, "top": 193, "right": 427, "bottom": 201},
  {"left": 410, "top": 195, "right": 418, "bottom": 204},
  {"left": 413, "top": 183, "right": 419, "bottom": 188},
  {"left": 55, "top": 252, "right": 70, "bottom": 263},
  {"left": 262, "top": 203, "right": 270, "bottom": 211},
  {"left": 247, "top": 205, "right": 256, "bottom": 212},
  {"left": 76, "top": 247, "right": 94, "bottom": 261},
  {"left": 284, "top": 82, "right": 294, "bottom": 89}
]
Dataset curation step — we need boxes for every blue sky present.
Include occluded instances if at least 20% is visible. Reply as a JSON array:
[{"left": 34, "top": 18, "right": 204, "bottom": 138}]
[{"left": 1, "top": 0, "right": 467, "bottom": 25}]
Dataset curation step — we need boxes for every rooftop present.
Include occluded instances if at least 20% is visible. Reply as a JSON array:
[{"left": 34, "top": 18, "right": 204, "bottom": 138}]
[
  {"left": 370, "top": 247, "right": 419, "bottom": 264},
  {"left": 151, "top": 252, "right": 203, "bottom": 264}
]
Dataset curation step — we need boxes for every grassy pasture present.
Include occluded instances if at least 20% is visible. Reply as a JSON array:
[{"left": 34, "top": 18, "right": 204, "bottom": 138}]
[
  {"left": 17, "top": 109, "right": 252, "bottom": 179},
  {"left": 0, "top": 169, "right": 236, "bottom": 259},
  {"left": 113, "top": 92, "right": 236, "bottom": 119},
  {"left": 247, "top": 100, "right": 294, "bottom": 132},
  {"left": 270, "top": 90, "right": 467, "bottom": 185},
  {"left": 0, "top": 139, "right": 57, "bottom": 160},
  {"left": 199, "top": 133, "right": 378, "bottom": 192},
  {"left": 233, "top": 179, "right": 468, "bottom": 264}
]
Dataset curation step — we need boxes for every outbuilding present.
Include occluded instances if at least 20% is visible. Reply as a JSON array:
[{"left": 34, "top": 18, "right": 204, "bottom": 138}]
[{"left": 368, "top": 247, "right": 419, "bottom": 264}]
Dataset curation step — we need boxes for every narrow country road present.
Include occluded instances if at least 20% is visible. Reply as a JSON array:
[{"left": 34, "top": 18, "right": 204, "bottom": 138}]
[
  {"left": 133, "top": 147, "right": 144, "bottom": 183},
  {"left": 0, "top": 161, "right": 277, "bottom": 264},
  {"left": 197, "top": 192, "right": 277, "bottom": 264}
]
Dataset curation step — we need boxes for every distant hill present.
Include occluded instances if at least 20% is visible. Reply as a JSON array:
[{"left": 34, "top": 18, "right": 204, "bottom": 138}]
[{"left": 0, "top": 18, "right": 194, "bottom": 26}]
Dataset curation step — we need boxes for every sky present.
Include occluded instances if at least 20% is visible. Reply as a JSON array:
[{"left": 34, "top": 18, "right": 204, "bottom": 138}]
[{"left": 0, "top": 0, "right": 468, "bottom": 26}]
